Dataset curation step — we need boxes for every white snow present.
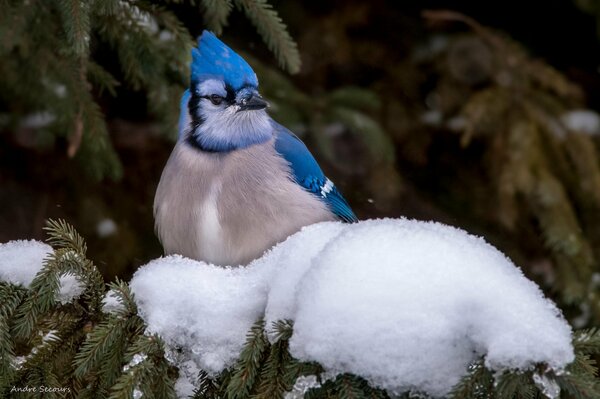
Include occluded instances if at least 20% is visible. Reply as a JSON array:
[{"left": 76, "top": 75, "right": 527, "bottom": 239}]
[
  {"left": 20, "top": 112, "right": 56, "bottom": 129},
  {"left": 0, "top": 240, "right": 52, "bottom": 286},
  {"left": 561, "top": 109, "right": 600, "bottom": 135},
  {"left": 57, "top": 273, "right": 85, "bottom": 304},
  {"left": 97, "top": 218, "right": 118, "bottom": 238},
  {"left": 534, "top": 373, "right": 561, "bottom": 399},
  {"left": 129, "top": 218, "right": 574, "bottom": 397},
  {"left": 174, "top": 374, "right": 196, "bottom": 398},
  {"left": 172, "top": 357, "right": 202, "bottom": 398},
  {"left": 129, "top": 255, "right": 274, "bottom": 374},
  {"left": 421, "top": 110, "right": 443, "bottom": 126},
  {"left": 0, "top": 240, "right": 84, "bottom": 304},
  {"left": 123, "top": 353, "right": 148, "bottom": 372},
  {"left": 102, "top": 290, "right": 127, "bottom": 314},
  {"left": 285, "top": 375, "right": 322, "bottom": 399}
]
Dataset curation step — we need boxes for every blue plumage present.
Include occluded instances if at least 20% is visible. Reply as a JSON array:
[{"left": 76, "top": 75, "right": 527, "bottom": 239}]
[
  {"left": 272, "top": 122, "right": 358, "bottom": 223},
  {"left": 191, "top": 31, "right": 258, "bottom": 90},
  {"left": 184, "top": 31, "right": 357, "bottom": 222},
  {"left": 166, "top": 31, "right": 357, "bottom": 264}
]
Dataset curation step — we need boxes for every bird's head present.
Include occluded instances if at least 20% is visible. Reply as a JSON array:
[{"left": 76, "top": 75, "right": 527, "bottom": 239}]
[{"left": 182, "top": 31, "right": 272, "bottom": 152}]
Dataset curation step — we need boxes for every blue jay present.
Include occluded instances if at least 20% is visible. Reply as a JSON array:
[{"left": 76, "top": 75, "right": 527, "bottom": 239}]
[{"left": 154, "top": 31, "right": 357, "bottom": 266}]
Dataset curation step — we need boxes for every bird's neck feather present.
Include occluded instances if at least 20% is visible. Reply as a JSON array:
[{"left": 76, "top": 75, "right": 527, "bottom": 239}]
[{"left": 189, "top": 107, "right": 273, "bottom": 152}]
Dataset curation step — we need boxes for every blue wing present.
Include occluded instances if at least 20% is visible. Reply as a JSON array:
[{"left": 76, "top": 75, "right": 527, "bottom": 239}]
[{"left": 272, "top": 122, "right": 358, "bottom": 223}]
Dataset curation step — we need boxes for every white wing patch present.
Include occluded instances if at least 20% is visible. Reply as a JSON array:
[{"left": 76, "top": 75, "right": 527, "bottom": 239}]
[{"left": 320, "top": 178, "right": 334, "bottom": 198}]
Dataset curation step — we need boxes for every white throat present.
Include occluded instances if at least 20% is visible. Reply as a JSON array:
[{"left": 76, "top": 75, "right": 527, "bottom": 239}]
[{"left": 193, "top": 107, "right": 272, "bottom": 151}]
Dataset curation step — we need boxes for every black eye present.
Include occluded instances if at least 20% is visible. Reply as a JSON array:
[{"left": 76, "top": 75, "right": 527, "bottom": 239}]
[{"left": 209, "top": 94, "right": 223, "bottom": 105}]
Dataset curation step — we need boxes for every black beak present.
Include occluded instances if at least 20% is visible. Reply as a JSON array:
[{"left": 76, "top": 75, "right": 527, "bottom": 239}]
[{"left": 238, "top": 94, "right": 269, "bottom": 111}]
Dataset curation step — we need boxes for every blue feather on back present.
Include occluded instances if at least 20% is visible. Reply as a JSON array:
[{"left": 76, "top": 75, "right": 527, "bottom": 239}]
[
  {"left": 272, "top": 122, "right": 358, "bottom": 223},
  {"left": 191, "top": 31, "right": 258, "bottom": 90}
]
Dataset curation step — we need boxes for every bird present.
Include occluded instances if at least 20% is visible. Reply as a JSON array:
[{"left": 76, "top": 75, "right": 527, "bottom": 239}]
[{"left": 154, "top": 31, "right": 357, "bottom": 266}]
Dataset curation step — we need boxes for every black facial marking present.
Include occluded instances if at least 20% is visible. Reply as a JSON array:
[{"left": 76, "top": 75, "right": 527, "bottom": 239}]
[
  {"left": 223, "top": 83, "right": 236, "bottom": 104},
  {"left": 189, "top": 80, "right": 204, "bottom": 126},
  {"left": 186, "top": 133, "right": 219, "bottom": 153}
]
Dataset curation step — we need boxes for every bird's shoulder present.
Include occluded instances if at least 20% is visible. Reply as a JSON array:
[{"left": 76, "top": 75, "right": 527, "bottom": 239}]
[{"left": 271, "top": 121, "right": 358, "bottom": 223}]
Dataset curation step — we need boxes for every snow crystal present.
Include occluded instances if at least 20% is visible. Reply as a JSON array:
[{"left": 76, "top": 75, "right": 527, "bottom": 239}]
[
  {"left": 130, "top": 218, "right": 574, "bottom": 397},
  {"left": 0, "top": 240, "right": 83, "bottom": 304},
  {"left": 285, "top": 375, "right": 322, "bottom": 399},
  {"left": 0, "top": 240, "right": 52, "bottom": 286},
  {"left": 533, "top": 373, "right": 561, "bottom": 399},
  {"left": 123, "top": 353, "right": 148, "bottom": 372},
  {"left": 561, "top": 109, "right": 600, "bottom": 135},
  {"left": 174, "top": 374, "right": 196, "bottom": 398}
]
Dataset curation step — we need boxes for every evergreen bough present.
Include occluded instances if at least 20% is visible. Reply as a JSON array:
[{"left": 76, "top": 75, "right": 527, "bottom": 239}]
[
  {"left": 0, "top": 0, "right": 300, "bottom": 179},
  {"left": 0, "top": 220, "right": 599, "bottom": 398}
]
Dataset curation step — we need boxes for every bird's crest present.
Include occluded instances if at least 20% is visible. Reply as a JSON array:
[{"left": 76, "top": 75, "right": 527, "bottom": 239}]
[{"left": 191, "top": 31, "right": 258, "bottom": 91}]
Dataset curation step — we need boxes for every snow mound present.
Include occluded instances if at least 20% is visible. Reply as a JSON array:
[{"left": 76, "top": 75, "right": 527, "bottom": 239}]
[
  {"left": 130, "top": 255, "right": 274, "bottom": 374},
  {"left": 0, "top": 240, "right": 52, "bottom": 286},
  {"left": 130, "top": 219, "right": 574, "bottom": 397},
  {"left": 0, "top": 240, "right": 85, "bottom": 303}
]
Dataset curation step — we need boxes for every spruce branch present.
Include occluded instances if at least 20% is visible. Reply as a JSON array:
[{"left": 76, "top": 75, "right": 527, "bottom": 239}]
[
  {"left": 448, "top": 360, "right": 494, "bottom": 399},
  {"left": 0, "top": 283, "right": 27, "bottom": 387},
  {"left": 226, "top": 319, "right": 269, "bottom": 398},
  {"left": 110, "top": 334, "right": 176, "bottom": 399},
  {"left": 73, "top": 315, "right": 144, "bottom": 379},
  {"left": 193, "top": 370, "right": 223, "bottom": 399},
  {"left": 234, "top": 0, "right": 301, "bottom": 73},
  {"left": 495, "top": 371, "right": 537, "bottom": 399},
  {"left": 556, "top": 353, "right": 600, "bottom": 399},
  {"left": 305, "top": 373, "right": 389, "bottom": 399},
  {"left": 45, "top": 219, "right": 88, "bottom": 255},
  {"left": 574, "top": 328, "right": 600, "bottom": 355},
  {"left": 254, "top": 320, "right": 299, "bottom": 398},
  {"left": 56, "top": 0, "right": 91, "bottom": 57},
  {"left": 201, "top": 0, "right": 233, "bottom": 35}
]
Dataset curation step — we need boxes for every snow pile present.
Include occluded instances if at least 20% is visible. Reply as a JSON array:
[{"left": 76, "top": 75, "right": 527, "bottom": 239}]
[
  {"left": 0, "top": 240, "right": 52, "bottom": 286},
  {"left": 561, "top": 109, "right": 600, "bottom": 135},
  {"left": 0, "top": 240, "right": 85, "bottom": 303},
  {"left": 130, "top": 218, "right": 574, "bottom": 397},
  {"left": 130, "top": 256, "right": 275, "bottom": 373}
]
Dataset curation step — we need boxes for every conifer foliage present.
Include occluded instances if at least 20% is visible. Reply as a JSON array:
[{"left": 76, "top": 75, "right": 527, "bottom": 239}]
[
  {"left": 1, "top": 220, "right": 600, "bottom": 398},
  {"left": 0, "top": 0, "right": 300, "bottom": 179},
  {"left": 419, "top": 10, "right": 600, "bottom": 325}
]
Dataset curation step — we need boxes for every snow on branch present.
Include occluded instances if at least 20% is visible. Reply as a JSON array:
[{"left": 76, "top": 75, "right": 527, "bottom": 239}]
[
  {"left": 0, "top": 240, "right": 84, "bottom": 304},
  {"left": 130, "top": 218, "right": 574, "bottom": 397}
]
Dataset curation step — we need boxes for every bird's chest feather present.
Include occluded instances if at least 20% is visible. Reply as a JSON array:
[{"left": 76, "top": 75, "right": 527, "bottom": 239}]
[
  {"left": 195, "top": 179, "right": 224, "bottom": 263},
  {"left": 155, "top": 140, "right": 330, "bottom": 265}
]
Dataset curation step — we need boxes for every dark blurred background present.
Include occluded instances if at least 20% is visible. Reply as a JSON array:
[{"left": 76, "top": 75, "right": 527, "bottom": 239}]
[{"left": 3, "top": 0, "right": 600, "bottom": 326}]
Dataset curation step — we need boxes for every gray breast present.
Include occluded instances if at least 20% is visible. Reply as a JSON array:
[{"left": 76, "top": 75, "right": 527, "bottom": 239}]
[{"left": 154, "top": 139, "right": 334, "bottom": 266}]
